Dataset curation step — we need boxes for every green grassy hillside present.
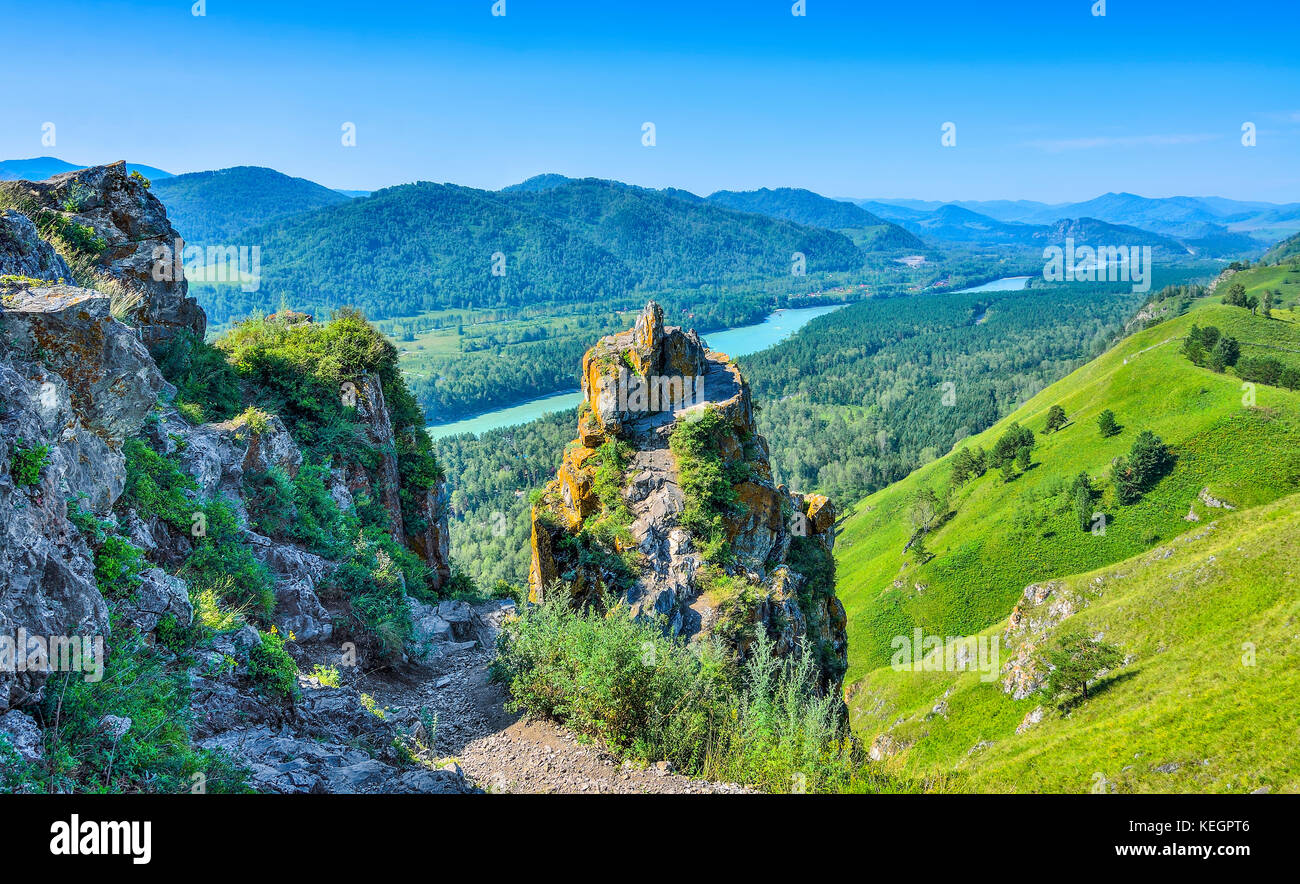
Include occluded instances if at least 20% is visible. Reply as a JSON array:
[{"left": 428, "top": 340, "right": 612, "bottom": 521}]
[
  {"left": 836, "top": 264, "right": 1300, "bottom": 685},
  {"left": 848, "top": 490, "right": 1300, "bottom": 793}
]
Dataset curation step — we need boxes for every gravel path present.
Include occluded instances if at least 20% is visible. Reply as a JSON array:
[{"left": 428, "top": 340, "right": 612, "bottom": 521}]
[{"left": 357, "top": 647, "right": 749, "bottom": 794}]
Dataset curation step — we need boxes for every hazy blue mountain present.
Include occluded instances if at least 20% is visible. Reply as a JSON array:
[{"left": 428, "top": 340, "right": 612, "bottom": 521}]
[{"left": 0, "top": 156, "right": 173, "bottom": 181}]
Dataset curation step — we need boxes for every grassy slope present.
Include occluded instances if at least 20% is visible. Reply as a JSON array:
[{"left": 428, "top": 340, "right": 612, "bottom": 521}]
[
  {"left": 833, "top": 263, "right": 1300, "bottom": 791},
  {"left": 850, "top": 491, "right": 1300, "bottom": 793},
  {"left": 839, "top": 281, "right": 1300, "bottom": 683}
]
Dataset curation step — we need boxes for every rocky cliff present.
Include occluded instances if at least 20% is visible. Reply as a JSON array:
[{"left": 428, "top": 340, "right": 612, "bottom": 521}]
[
  {"left": 529, "top": 302, "right": 848, "bottom": 689},
  {"left": 0, "top": 164, "right": 461, "bottom": 792}
]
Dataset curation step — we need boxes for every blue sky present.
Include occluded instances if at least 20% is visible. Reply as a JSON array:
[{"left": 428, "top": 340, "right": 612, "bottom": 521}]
[{"left": 2, "top": 0, "right": 1298, "bottom": 201}]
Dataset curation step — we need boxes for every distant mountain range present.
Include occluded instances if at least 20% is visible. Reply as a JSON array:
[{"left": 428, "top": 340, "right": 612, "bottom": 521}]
[
  {"left": 0, "top": 156, "right": 172, "bottom": 183},
  {"left": 858, "top": 191, "right": 1300, "bottom": 246}
]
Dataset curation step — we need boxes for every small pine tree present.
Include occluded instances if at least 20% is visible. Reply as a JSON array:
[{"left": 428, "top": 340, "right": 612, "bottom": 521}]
[{"left": 1097, "top": 409, "right": 1119, "bottom": 438}]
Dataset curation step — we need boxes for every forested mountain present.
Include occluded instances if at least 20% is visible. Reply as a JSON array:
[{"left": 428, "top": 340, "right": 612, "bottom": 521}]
[
  {"left": 493, "top": 178, "right": 866, "bottom": 284},
  {"left": 207, "top": 177, "right": 868, "bottom": 326},
  {"left": 151, "top": 166, "right": 353, "bottom": 243},
  {"left": 706, "top": 187, "right": 921, "bottom": 245},
  {"left": 1263, "top": 230, "right": 1300, "bottom": 264}
]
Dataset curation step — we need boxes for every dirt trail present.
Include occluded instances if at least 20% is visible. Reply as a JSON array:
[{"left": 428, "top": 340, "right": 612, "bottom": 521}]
[{"left": 358, "top": 647, "right": 748, "bottom": 794}]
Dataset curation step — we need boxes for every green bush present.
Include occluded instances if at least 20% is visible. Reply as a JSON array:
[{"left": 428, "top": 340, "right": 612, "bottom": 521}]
[
  {"left": 492, "top": 593, "right": 900, "bottom": 793},
  {"left": 120, "top": 439, "right": 198, "bottom": 531},
  {"left": 248, "top": 628, "right": 299, "bottom": 701},
  {"left": 93, "top": 536, "right": 145, "bottom": 601},
  {"left": 149, "top": 331, "right": 242, "bottom": 423},
  {"left": 28, "top": 621, "right": 250, "bottom": 793},
  {"left": 669, "top": 408, "right": 747, "bottom": 564},
  {"left": 9, "top": 438, "right": 49, "bottom": 487},
  {"left": 181, "top": 499, "right": 276, "bottom": 617}
]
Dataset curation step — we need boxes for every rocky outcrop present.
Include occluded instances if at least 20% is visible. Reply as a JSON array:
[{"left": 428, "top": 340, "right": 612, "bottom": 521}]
[
  {"left": 528, "top": 302, "right": 848, "bottom": 691},
  {"left": 4, "top": 162, "right": 204, "bottom": 344},
  {"left": 1, "top": 279, "right": 165, "bottom": 709},
  {"left": 0, "top": 162, "right": 457, "bottom": 794}
]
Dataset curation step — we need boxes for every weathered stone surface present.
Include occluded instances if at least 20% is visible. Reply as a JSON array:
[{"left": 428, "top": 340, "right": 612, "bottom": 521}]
[
  {"left": 8, "top": 162, "right": 204, "bottom": 344},
  {"left": 0, "top": 281, "right": 165, "bottom": 710},
  {"left": 120, "top": 568, "right": 193, "bottom": 634},
  {"left": 0, "top": 709, "right": 44, "bottom": 764},
  {"left": 0, "top": 209, "right": 71, "bottom": 282},
  {"left": 2, "top": 284, "right": 164, "bottom": 445}
]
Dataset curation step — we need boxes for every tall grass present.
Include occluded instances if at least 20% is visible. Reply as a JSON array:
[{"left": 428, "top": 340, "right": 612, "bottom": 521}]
[{"left": 491, "top": 592, "right": 914, "bottom": 793}]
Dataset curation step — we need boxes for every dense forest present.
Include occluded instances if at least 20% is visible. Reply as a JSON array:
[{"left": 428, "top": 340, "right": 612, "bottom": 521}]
[
  {"left": 741, "top": 276, "right": 1210, "bottom": 505},
  {"left": 192, "top": 178, "right": 869, "bottom": 329}
]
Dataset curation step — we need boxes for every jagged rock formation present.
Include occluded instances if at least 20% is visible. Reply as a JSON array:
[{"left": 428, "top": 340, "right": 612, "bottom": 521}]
[
  {"left": 529, "top": 302, "right": 848, "bottom": 689},
  {"left": 2, "top": 161, "right": 204, "bottom": 344},
  {"left": 0, "top": 164, "right": 458, "bottom": 792},
  {"left": 0, "top": 282, "right": 163, "bottom": 708}
]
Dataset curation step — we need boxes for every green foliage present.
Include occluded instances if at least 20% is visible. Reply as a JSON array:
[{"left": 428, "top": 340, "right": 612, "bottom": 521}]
[
  {"left": 120, "top": 438, "right": 198, "bottom": 531},
  {"left": 1097, "top": 409, "right": 1119, "bottom": 438},
  {"left": 93, "top": 536, "right": 145, "bottom": 601},
  {"left": 669, "top": 408, "right": 746, "bottom": 565},
  {"left": 9, "top": 438, "right": 49, "bottom": 487},
  {"left": 182, "top": 499, "right": 276, "bottom": 617},
  {"left": 1111, "top": 430, "right": 1173, "bottom": 505},
  {"left": 1040, "top": 629, "right": 1125, "bottom": 708},
  {"left": 492, "top": 593, "right": 895, "bottom": 793},
  {"left": 1070, "top": 472, "right": 1096, "bottom": 532},
  {"left": 248, "top": 628, "right": 299, "bottom": 701},
  {"left": 1043, "top": 404, "right": 1067, "bottom": 433},
  {"left": 325, "top": 548, "right": 415, "bottom": 658},
  {"left": 27, "top": 623, "right": 250, "bottom": 794},
  {"left": 149, "top": 331, "right": 242, "bottom": 423}
]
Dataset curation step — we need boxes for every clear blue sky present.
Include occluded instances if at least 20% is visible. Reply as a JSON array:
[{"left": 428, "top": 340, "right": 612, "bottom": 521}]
[{"left": 2, "top": 0, "right": 1297, "bottom": 201}]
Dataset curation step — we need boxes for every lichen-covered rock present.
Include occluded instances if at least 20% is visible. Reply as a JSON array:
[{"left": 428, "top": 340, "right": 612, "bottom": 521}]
[
  {"left": 528, "top": 301, "right": 849, "bottom": 694},
  {"left": 7, "top": 161, "right": 204, "bottom": 344}
]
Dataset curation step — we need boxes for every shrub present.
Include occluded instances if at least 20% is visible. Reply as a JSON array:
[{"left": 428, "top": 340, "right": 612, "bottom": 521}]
[
  {"left": 1097, "top": 409, "right": 1119, "bottom": 438},
  {"left": 149, "top": 331, "right": 242, "bottom": 423},
  {"left": 492, "top": 593, "right": 897, "bottom": 793},
  {"left": 669, "top": 408, "right": 746, "bottom": 564},
  {"left": 1111, "top": 430, "right": 1173, "bottom": 505},
  {"left": 93, "top": 536, "right": 145, "bottom": 601},
  {"left": 9, "top": 438, "right": 49, "bottom": 487},
  {"left": 31, "top": 621, "right": 250, "bottom": 793},
  {"left": 248, "top": 628, "right": 299, "bottom": 701}
]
